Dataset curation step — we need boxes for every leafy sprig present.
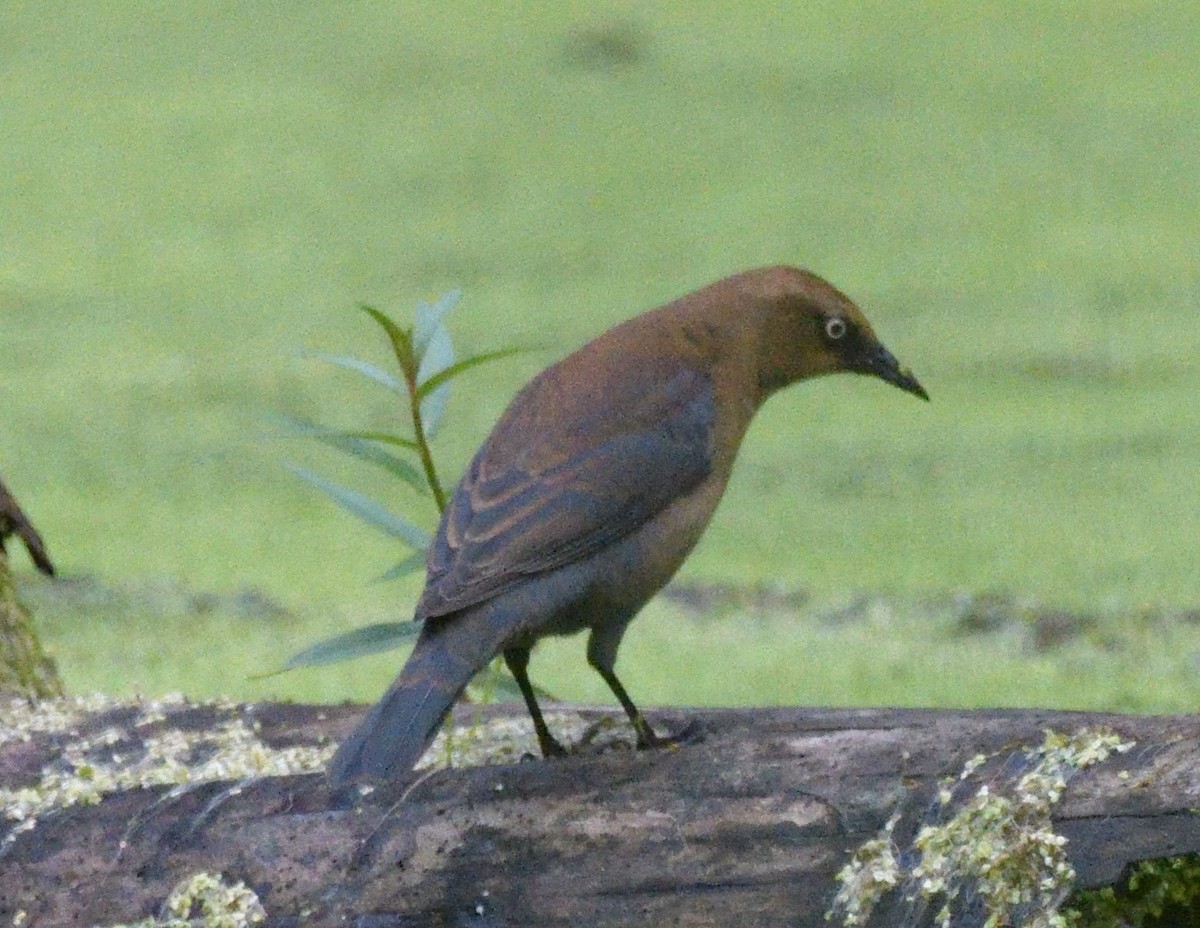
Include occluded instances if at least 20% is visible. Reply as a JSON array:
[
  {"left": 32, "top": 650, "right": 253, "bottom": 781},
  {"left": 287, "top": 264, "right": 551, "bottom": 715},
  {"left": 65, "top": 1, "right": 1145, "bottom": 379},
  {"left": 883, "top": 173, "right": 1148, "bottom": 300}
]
[{"left": 271, "top": 291, "right": 524, "bottom": 675}]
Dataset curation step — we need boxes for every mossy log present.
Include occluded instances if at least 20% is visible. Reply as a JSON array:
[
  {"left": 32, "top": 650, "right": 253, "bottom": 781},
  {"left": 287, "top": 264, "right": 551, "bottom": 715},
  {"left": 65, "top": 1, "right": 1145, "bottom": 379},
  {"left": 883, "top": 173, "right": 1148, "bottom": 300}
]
[
  {"left": 0, "top": 700, "right": 1198, "bottom": 927},
  {"left": 0, "top": 556, "right": 62, "bottom": 700}
]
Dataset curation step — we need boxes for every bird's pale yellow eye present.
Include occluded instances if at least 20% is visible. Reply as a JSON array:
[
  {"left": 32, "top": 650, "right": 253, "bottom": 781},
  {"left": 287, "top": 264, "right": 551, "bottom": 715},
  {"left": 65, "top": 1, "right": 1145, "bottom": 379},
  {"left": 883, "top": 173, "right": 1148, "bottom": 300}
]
[{"left": 824, "top": 317, "right": 848, "bottom": 340}]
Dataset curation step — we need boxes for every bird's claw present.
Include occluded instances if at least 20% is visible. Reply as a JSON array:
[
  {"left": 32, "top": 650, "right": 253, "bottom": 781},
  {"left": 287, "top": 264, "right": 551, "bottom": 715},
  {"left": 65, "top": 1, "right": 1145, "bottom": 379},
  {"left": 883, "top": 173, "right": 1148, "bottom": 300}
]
[{"left": 636, "top": 717, "right": 705, "bottom": 751}]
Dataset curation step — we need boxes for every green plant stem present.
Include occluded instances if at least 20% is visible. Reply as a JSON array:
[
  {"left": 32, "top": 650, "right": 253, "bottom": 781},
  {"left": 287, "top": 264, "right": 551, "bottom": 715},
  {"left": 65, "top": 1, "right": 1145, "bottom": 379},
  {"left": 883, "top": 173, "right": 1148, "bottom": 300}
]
[{"left": 405, "top": 366, "right": 447, "bottom": 513}]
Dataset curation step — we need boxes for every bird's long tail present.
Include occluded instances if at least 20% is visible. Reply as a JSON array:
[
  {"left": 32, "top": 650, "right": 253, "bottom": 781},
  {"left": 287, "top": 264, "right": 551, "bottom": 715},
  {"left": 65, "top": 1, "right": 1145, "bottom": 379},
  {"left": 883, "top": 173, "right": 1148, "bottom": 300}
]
[{"left": 328, "top": 610, "right": 502, "bottom": 786}]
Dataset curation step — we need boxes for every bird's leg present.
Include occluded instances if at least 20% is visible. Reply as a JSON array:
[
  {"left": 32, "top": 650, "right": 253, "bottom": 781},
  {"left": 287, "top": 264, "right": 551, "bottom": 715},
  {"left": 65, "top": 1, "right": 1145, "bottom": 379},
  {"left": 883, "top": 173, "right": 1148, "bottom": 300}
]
[
  {"left": 590, "top": 663, "right": 680, "bottom": 750},
  {"left": 586, "top": 628, "right": 702, "bottom": 751},
  {"left": 503, "top": 646, "right": 567, "bottom": 758}
]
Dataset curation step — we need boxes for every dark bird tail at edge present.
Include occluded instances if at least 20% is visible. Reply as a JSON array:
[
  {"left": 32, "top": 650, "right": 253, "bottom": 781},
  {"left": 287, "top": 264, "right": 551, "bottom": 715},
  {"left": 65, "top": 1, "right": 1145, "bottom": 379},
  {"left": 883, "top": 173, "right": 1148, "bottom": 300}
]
[{"left": 328, "top": 610, "right": 502, "bottom": 786}]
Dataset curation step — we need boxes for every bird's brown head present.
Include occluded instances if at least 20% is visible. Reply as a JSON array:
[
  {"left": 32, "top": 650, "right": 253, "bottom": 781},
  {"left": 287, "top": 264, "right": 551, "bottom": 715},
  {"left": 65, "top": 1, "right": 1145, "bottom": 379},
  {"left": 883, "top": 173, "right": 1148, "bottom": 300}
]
[{"left": 738, "top": 266, "right": 928, "bottom": 402}]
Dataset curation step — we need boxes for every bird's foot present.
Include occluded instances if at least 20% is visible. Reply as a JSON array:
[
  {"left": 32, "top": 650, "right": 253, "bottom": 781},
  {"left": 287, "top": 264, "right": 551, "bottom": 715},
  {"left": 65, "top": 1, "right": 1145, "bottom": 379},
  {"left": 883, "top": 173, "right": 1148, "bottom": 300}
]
[
  {"left": 517, "top": 738, "right": 568, "bottom": 763},
  {"left": 635, "top": 716, "right": 705, "bottom": 751},
  {"left": 535, "top": 731, "right": 569, "bottom": 758}
]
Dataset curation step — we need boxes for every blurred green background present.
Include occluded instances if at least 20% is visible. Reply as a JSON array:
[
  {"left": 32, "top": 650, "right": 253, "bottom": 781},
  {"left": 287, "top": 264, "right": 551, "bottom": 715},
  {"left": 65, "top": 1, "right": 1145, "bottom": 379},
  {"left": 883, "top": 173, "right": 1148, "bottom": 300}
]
[{"left": 2, "top": 3, "right": 1197, "bottom": 710}]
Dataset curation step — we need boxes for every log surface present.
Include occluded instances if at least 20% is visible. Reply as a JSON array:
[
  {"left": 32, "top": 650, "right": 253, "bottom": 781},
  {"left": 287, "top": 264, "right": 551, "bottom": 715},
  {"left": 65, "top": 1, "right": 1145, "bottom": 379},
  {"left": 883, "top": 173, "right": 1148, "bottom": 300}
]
[{"left": 1, "top": 701, "right": 1197, "bottom": 927}]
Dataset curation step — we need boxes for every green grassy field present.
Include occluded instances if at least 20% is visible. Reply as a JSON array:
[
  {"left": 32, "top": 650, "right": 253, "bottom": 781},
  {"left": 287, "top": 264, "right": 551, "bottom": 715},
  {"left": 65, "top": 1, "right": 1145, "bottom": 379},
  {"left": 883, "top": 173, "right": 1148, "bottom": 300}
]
[{"left": 2, "top": 3, "right": 1197, "bottom": 710}]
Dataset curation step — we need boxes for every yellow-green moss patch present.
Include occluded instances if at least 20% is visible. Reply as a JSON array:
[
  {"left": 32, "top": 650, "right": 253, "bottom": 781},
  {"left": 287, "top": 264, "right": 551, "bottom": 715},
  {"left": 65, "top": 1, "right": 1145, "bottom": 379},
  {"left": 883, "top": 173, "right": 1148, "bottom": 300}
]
[
  {"left": 98, "top": 872, "right": 265, "bottom": 928},
  {"left": 0, "top": 694, "right": 332, "bottom": 848},
  {"left": 830, "top": 728, "right": 1134, "bottom": 927}
]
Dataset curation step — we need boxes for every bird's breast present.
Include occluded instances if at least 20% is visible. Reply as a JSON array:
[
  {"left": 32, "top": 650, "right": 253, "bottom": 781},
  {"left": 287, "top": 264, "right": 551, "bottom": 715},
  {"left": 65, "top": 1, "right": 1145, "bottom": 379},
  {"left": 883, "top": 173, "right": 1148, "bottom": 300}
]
[{"left": 589, "top": 470, "right": 731, "bottom": 613}]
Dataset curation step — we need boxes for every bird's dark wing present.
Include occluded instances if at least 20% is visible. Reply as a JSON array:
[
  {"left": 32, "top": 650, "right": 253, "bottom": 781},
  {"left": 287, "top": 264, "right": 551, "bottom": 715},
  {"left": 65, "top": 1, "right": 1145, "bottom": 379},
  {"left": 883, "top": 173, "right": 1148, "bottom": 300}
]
[{"left": 418, "top": 367, "right": 714, "bottom": 619}]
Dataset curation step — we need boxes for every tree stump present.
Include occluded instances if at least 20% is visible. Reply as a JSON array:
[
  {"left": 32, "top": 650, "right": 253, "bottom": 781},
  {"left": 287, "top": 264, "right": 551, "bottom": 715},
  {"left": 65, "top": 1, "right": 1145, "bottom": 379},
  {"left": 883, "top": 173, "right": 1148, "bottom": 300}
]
[{"left": 0, "top": 698, "right": 1197, "bottom": 927}]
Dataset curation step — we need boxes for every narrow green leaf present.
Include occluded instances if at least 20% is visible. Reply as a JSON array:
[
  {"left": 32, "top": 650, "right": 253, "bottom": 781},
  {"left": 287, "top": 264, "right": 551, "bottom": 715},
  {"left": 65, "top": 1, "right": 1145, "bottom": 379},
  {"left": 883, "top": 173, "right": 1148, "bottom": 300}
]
[
  {"left": 416, "top": 347, "right": 528, "bottom": 399},
  {"left": 329, "top": 429, "right": 419, "bottom": 453},
  {"left": 416, "top": 318, "right": 455, "bottom": 384},
  {"left": 417, "top": 323, "right": 454, "bottom": 438},
  {"left": 273, "top": 414, "right": 427, "bottom": 494},
  {"left": 413, "top": 290, "right": 462, "bottom": 361},
  {"left": 375, "top": 549, "right": 428, "bottom": 583},
  {"left": 275, "top": 621, "right": 421, "bottom": 672},
  {"left": 360, "top": 305, "right": 417, "bottom": 381},
  {"left": 286, "top": 464, "right": 431, "bottom": 549},
  {"left": 303, "top": 352, "right": 402, "bottom": 392}
]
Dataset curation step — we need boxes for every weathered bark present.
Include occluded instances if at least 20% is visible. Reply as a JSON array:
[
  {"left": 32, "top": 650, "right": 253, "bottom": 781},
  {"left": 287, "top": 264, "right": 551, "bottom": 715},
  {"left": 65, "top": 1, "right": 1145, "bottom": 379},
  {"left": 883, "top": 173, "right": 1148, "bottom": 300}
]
[{"left": 0, "top": 701, "right": 1197, "bottom": 927}]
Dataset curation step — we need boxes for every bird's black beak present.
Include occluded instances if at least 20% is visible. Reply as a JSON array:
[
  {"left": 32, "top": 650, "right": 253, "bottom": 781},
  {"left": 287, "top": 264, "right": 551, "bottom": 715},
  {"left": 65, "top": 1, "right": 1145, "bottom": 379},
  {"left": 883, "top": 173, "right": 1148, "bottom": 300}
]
[{"left": 862, "top": 344, "right": 929, "bottom": 401}]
